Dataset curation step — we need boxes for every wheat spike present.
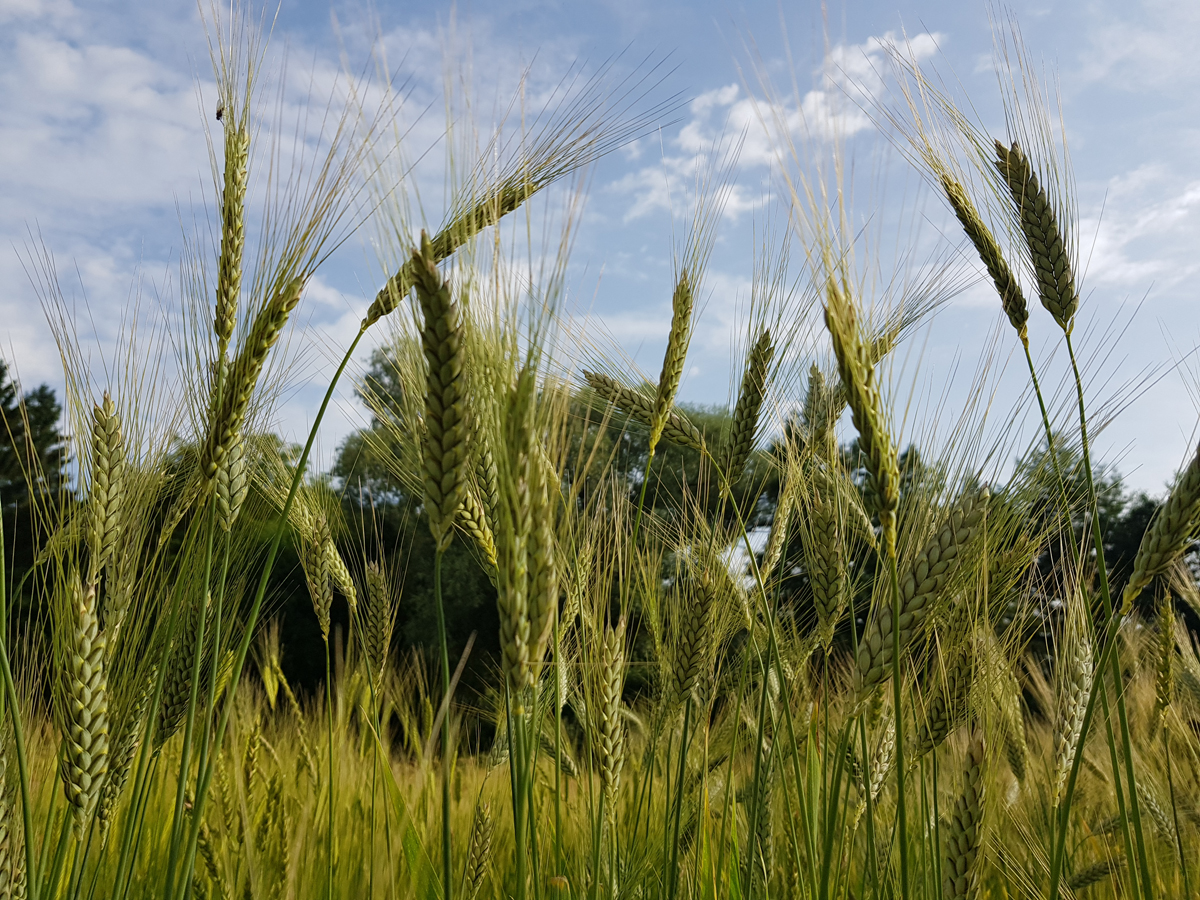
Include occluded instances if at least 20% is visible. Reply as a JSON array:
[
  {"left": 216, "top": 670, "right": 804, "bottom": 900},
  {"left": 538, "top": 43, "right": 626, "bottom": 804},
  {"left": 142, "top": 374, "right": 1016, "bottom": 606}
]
[
  {"left": 823, "top": 279, "right": 900, "bottom": 552},
  {"left": 993, "top": 140, "right": 1077, "bottom": 332},
  {"left": 650, "top": 271, "right": 695, "bottom": 451},
  {"left": 1068, "top": 857, "right": 1122, "bottom": 891},
  {"left": 412, "top": 231, "right": 469, "bottom": 552},
  {"left": 599, "top": 618, "right": 627, "bottom": 811},
  {"left": 856, "top": 486, "right": 989, "bottom": 694},
  {"left": 1134, "top": 780, "right": 1175, "bottom": 840},
  {"left": 215, "top": 431, "right": 249, "bottom": 533},
  {"left": 476, "top": 443, "right": 500, "bottom": 522},
  {"left": 0, "top": 742, "right": 24, "bottom": 900},
  {"left": 722, "top": 328, "right": 773, "bottom": 483},
  {"left": 1121, "top": 443, "right": 1200, "bottom": 612},
  {"left": 1152, "top": 594, "right": 1175, "bottom": 733},
  {"left": 584, "top": 370, "right": 705, "bottom": 452},
  {"left": 760, "top": 467, "right": 798, "bottom": 585},
  {"left": 87, "top": 392, "right": 125, "bottom": 586},
  {"left": 497, "top": 367, "right": 535, "bottom": 699},
  {"left": 61, "top": 577, "right": 109, "bottom": 838},
  {"left": 200, "top": 275, "right": 305, "bottom": 480},
  {"left": 464, "top": 802, "right": 495, "bottom": 900},
  {"left": 303, "top": 512, "right": 334, "bottom": 639},
  {"left": 939, "top": 173, "right": 1029, "bottom": 340},
  {"left": 98, "top": 680, "right": 151, "bottom": 838},
  {"left": 942, "top": 731, "right": 985, "bottom": 900},
  {"left": 215, "top": 121, "right": 249, "bottom": 357},
  {"left": 672, "top": 574, "right": 715, "bottom": 705},
  {"left": 526, "top": 463, "right": 559, "bottom": 685},
  {"left": 362, "top": 561, "right": 395, "bottom": 688},
  {"left": 1053, "top": 611, "right": 1092, "bottom": 804},
  {"left": 806, "top": 468, "right": 845, "bottom": 649}
]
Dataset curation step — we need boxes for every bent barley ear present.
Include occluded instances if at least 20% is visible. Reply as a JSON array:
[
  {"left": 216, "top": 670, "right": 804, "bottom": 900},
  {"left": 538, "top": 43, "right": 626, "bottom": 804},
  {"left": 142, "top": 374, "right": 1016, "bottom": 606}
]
[{"left": 583, "top": 370, "right": 704, "bottom": 452}]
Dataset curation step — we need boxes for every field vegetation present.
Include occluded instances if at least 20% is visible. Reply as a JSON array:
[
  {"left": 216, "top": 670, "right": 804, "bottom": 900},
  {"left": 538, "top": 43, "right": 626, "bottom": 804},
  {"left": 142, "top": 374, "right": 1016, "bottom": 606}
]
[{"left": 1, "top": 8, "right": 1199, "bottom": 900}]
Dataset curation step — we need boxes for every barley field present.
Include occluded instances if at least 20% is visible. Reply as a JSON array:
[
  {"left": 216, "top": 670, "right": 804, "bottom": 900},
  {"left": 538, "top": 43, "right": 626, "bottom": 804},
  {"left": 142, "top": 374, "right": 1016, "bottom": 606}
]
[{"left": 1, "top": 9, "right": 1199, "bottom": 900}]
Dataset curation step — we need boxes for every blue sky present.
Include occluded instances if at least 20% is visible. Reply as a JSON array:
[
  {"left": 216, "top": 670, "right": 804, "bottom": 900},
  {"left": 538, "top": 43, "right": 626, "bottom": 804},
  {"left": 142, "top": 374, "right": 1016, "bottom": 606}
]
[{"left": 3, "top": 0, "right": 1200, "bottom": 495}]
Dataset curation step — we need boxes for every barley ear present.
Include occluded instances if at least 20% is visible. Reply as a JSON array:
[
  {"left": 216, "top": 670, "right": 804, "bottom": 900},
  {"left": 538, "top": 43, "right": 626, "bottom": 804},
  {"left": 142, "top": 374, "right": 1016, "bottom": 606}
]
[
  {"left": 215, "top": 121, "right": 249, "bottom": 358},
  {"left": 413, "top": 230, "right": 469, "bottom": 552},
  {"left": 939, "top": 173, "right": 1029, "bottom": 341},
  {"left": 915, "top": 637, "right": 974, "bottom": 757},
  {"left": 722, "top": 328, "right": 774, "bottom": 483},
  {"left": 0, "top": 740, "right": 24, "bottom": 900},
  {"left": 823, "top": 279, "right": 899, "bottom": 553},
  {"left": 942, "top": 731, "right": 985, "bottom": 900},
  {"left": 61, "top": 577, "right": 109, "bottom": 838},
  {"left": 584, "top": 371, "right": 704, "bottom": 452},
  {"left": 215, "top": 431, "right": 250, "bottom": 533},
  {"left": 497, "top": 367, "right": 536, "bottom": 699},
  {"left": 672, "top": 574, "right": 715, "bottom": 705},
  {"left": 599, "top": 617, "right": 627, "bottom": 812},
  {"left": 651, "top": 271, "right": 695, "bottom": 452},
  {"left": 87, "top": 392, "right": 125, "bottom": 586},
  {"left": 464, "top": 802, "right": 495, "bottom": 900},
  {"left": 993, "top": 140, "right": 1077, "bottom": 332},
  {"left": 1152, "top": 594, "right": 1174, "bottom": 734},
  {"left": 1121, "top": 442, "right": 1200, "bottom": 613},
  {"left": 98, "top": 680, "right": 152, "bottom": 839},
  {"left": 1067, "top": 857, "right": 1123, "bottom": 891},
  {"left": 458, "top": 489, "right": 499, "bottom": 575},
  {"left": 362, "top": 561, "right": 396, "bottom": 688},
  {"left": 1053, "top": 608, "right": 1092, "bottom": 804},
  {"left": 526, "top": 460, "right": 559, "bottom": 683}
]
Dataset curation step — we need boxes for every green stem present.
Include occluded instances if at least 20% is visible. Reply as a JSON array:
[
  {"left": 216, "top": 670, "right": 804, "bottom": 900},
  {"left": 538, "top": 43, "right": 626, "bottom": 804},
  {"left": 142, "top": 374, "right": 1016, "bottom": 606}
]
[
  {"left": 1164, "top": 724, "right": 1192, "bottom": 895},
  {"left": 325, "top": 637, "right": 335, "bottom": 900},
  {"left": 433, "top": 548, "right": 453, "bottom": 900},
  {"left": 886, "top": 545, "right": 909, "bottom": 900},
  {"left": 666, "top": 698, "right": 692, "bottom": 900}
]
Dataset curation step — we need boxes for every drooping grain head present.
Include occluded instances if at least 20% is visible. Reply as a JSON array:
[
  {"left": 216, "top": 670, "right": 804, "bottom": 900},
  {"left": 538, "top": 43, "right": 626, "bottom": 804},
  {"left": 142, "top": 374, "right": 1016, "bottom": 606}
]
[
  {"left": 939, "top": 173, "right": 1029, "bottom": 341},
  {"left": 993, "top": 140, "right": 1077, "bottom": 333},
  {"left": 412, "top": 230, "right": 469, "bottom": 553},
  {"left": 650, "top": 271, "right": 695, "bottom": 452},
  {"left": 823, "top": 279, "right": 900, "bottom": 552},
  {"left": 585, "top": 370, "right": 704, "bottom": 451},
  {"left": 61, "top": 576, "right": 109, "bottom": 838}
]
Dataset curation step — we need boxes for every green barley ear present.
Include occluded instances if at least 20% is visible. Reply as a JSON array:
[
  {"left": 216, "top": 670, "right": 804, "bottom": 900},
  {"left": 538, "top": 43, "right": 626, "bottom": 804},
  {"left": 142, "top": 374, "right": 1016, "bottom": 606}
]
[
  {"left": 939, "top": 173, "right": 1029, "bottom": 341},
  {"left": 1053, "top": 602, "right": 1092, "bottom": 804},
  {"left": 722, "top": 328, "right": 774, "bottom": 483},
  {"left": 1121, "top": 443, "right": 1200, "bottom": 613},
  {"left": 599, "top": 617, "right": 627, "bottom": 813},
  {"left": 458, "top": 489, "right": 499, "bottom": 575},
  {"left": 323, "top": 537, "right": 357, "bottom": 612},
  {"left": 915, "top": 634, "right": 974, "bottom": 757},
  {"left": 61, "top": 576, "right": 109, "bottom": 838},
  {"left": 413, "top": 230, "right": 469, "bottom": 552},
  {"left": 362, "top": 561, "right": 396, "bottom": 688},
  {"left": 0, "top": 738, "right": 24, "bottom": 899},
  {"left": 856, "top": 486, "right": 989, "bottom": 695},
  {"left": 1067, "top": 857, "right": 1122, "bottom": 891},
  {"left": 157, "top": 601, "right": 207, "bottom": 749},
  {"left": 650, "top": 271, "right": 695, "bottom": 452},
  {"left": 942, "top": 730, "right": 985, "bottom": 900},
  {"left": 87, "top": 392, "right": 125, "bottom": 586},
  {"left": 302, "top": 511, "right": 334, "bottom": 640},
  {"left": 671, "top": 573, "right": 715, "bottom": 706},
  {"left": 464, "top": 802, "right": 495, "bottom": 900},
  {"left": 982, "top": 634, "right": 1028, "bottom": 782},
  {"left": 804, "top": 466, "right": 846, "bottom": 650},
  {"left": 526, "top": 460, "right": 559, "bottom": 685},
  {"left": 200, "top": 274, "right": 305, "bottom": 480},
  {"left": 583, "top": 371, "right": 704, "bottom": 452},
  {"left": 993, "top": 140, "right": 1078, "bottom": 332},
  {"left": 215, "top": 120, "right": 249, "bottom": 359},
  {"left": 823, "top": 278, "right": 900, "bottom": 552},
  {"left": 215, "top": 431, "right": 249, "bottom": 533},
  {"left": 759, "top": 466, "right": 797, "bottom": 586},
  {"left": 1152, "top": 593, "right": 1175, "bottom": 734},
  {"left": 97, "top": 679, "right": 151, "bottom": 839}
]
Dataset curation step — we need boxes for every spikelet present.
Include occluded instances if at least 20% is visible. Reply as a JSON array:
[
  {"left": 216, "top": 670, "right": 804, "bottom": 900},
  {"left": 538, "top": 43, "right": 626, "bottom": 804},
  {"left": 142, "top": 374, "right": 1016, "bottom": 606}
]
[
  {"left": 362, "top": 561, "right": 395, "bottom": 687},
  {"left": 476, "top": 444, "right": 500, "bottom": 522},
  {"left": 87, "top": 392, "right": 125, "bottom": 586},
  {"left": 497, "top": 367, "right": 535, "bottom": 700},
  {"left": 722, "top": 328, "right": 773, "bottom": 483},
  {"left": 993, "top": 140, "right": 1077, "bottom": 332},
  {"left": 1121, "top": 443, "right": 1200, "bottom": 612},
  {"left": 412, "top": 231, "right": 469, "bottom": 552},
  {"left": 1067, "top": 857, "right": 1122, "bottom": 891},
  {"left": 0, "top": 741, "right": 24, "bottom": 900},
  {"left": 939, "top": 173, "right": 1029, "bottom": 340},
  {"left": 526, "top": 462, "right": 559, "bottom": 685},
  {"left": 323, "top": 538, "right": 357, "bottom": 612},
  {"left": 200, "top": 275, "right": 305, "bottom": 480},
  {"left": 1053, "top": 607, "right": 1092, "bottom": 804},
  {"left": 942, "top": 731, "right": 985, "bottom": 900},
  {"left": 598, "top": 618, "right": 627, "bottom": 811},
  {"left": 1152, "top": 594, "right": 1175, "bottom": 734},
  {"left": 458, "top": 489, "right": 499, "bottom": 573},
  {"left": 650, "top": 272, "right": 694, "bottom": 451},
  {"left": 583, "top": 371, "right": 704, "bottom": 452},
  {"left": 215, "top": 432, "right": 249, "bottom": 533},
  {"left": 915, "top": 636, "right": 974, "bottom": 757},
  {"left": 1135, "top": 780, "right": 1176, "bottom": 840},
  {"left": 464, "top": 802, "right": 495, "bottom": 900},
  {"left": 61, "top": 577, "right": 109, "bottom": 838},
  {"left": 215, "top": 121, "right": 249, "bottom": 357},
  {"left": 157, "top": 601, "right": 207, "bottom": 748},
  {"left": 822, "top": 279, "right": 900, "bottom": 552},
  {"left": 672, "top": 574, "right": 715, "bottom": 705},
  {"left": 856, "top": 486, "right": 989, "bottom": 695},
  {"left": 243, "top": 719, "right": 261, "bottom": 799},
  {"left": 98, "top": 680, "right": 151, "bottom": 838}
]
